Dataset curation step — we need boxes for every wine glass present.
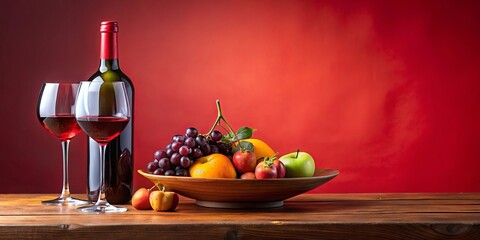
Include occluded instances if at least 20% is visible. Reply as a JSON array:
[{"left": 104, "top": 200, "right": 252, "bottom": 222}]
[
  {"left": 37, "top": 83, "right": 89, "bottom": 205},
  {"left": 75, "top": 81, "right": 130, "bottom": 213}
]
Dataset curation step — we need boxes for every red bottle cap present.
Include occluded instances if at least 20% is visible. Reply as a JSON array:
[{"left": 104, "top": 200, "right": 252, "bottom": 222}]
[
  {"left": 100, "top": 21, "right": 119, "bottom": 33},
  {"left": 100, "top": 21, "right": 118, "bottom": 59}
]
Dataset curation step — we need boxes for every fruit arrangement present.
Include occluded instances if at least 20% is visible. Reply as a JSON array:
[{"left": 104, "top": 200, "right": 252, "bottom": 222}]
[
  {"left": 144, "top": 100, "right": 316, "bottom": 179},
  {"left": 134, "top": 100, "right": 318, "bottom": 210}
]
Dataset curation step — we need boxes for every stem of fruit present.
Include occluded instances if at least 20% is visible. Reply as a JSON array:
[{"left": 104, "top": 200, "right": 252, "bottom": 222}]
[
  {"left": 217, "top": 125, "right": 231, "bottom": 135},
  {"left": 148, "top": 185, "right": 157, "bottom": 192},
  {"left": 207, "top": 100, "right": 244, "bottom": 151},
  {"left": 264, "top": 156, "right": 274, "bottom": 168},
  {"left": 155, "top": 183, "right": 166, "bottom": 192},
  {"left": 295, "top": 149, "right": 300, "bottom": 158},
  {"left": 206, "top": 101, "right": 222, "bottom": 135}
]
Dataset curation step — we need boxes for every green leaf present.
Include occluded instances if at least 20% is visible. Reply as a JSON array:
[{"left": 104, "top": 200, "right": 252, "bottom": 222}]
[
  {"left": 233, "top": 141, "right": 255, "bottom": 153},
  {"left": 236, "top": 126, "right": 255, "bottom": 140},
  {"left": 241, "top": 141, "right": 254, "bottom": 152}
]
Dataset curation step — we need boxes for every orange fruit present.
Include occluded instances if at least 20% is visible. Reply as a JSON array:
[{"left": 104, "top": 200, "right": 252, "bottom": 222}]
[
  {"left": 235, "top": 138, "right": 276, "bottom": 160},
  {"left": 189, "top": 154, "right": 237, "bottom": 178}
]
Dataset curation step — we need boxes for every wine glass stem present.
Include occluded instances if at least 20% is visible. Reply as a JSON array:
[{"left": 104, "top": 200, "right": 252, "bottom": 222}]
[
  {"left": 96, "top": 143, "right": 109, "bottom": 206},
  {"left": 59, "top": 140, "right": 71, "bottom": 199}
]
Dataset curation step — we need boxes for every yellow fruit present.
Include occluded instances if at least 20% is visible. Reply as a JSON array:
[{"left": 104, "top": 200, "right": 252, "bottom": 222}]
[
  {"left": 189, "top": 154, "right": 237, "bottom": 178},
  {"left": 149, "top": 190, "right": 179, "bottom": 212},
  {"left": 236, "top": 138, "right": 276, "bottom": 160}
]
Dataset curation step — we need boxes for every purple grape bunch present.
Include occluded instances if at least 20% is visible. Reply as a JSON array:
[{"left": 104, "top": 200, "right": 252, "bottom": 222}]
[{"left": 146, "top": 128, "right": 233, "bottom": 176}]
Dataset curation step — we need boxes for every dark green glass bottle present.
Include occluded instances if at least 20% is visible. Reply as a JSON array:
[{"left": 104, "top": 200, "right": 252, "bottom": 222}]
[{"left": 87, "top": 21, "right": 134, "bottom": 204}]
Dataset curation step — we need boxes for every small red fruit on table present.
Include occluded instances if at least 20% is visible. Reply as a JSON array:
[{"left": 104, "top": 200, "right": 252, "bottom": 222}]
[{"left": 131, "top": 187, "right": 154, "bottom": 210}]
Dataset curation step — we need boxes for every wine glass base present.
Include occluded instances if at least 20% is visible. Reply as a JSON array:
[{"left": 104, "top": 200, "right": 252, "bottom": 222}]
[
  {"left": 77, "top": 203, "right": 127, "bottom": 213},
  {"left": 42, "top": 196, "right": 90, "bottom": 206}
]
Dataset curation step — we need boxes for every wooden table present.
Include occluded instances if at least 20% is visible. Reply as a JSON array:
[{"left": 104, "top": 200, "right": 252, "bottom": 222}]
[{"left": 0, "top": 193, "right": 479, "bottom": 239}]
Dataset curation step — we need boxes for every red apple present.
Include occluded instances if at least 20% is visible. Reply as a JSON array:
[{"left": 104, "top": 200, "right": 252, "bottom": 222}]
[
  {"left": 255, "top": 161, "right": 277, "bottom": 179},
  {"left": 273, "top": 159, "right": 286, "bottom": 178},
  {"left": 131, "top": 187, "right": 152, "bottom": 210},
  {"left": 240, "top": 172, "right": 256, "bottom": 179},
  {"left": 233, "top": 150, "right": 257, "bottom": 173}
]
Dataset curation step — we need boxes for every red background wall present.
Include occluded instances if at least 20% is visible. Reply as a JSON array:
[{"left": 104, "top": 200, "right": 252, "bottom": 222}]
[{"left": 1, "top": 0, "right": 479, "bottom": 194}]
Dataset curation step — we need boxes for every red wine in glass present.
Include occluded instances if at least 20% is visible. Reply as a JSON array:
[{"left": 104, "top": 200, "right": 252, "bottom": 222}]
[
  {"left": 37, "top": 83, "right": 89, "bottom": 206},
  {"left": 77, "top": 117, "right": 129, "bottom": 144},
  {"left": 75, "top": 81, "right": 131, "bottom": 213},
  {"left": 39, "top": 115, "right": 82, "bottom": 141}
]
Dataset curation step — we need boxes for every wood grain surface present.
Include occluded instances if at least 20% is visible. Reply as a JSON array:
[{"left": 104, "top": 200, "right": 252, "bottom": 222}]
[{"left": 1, "top": 193, "right": 479, "bottom": 239}]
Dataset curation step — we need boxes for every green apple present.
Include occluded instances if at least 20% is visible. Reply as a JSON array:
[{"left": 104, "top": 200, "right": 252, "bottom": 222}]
[{"left": 279, "top": 151, "right": 315, "bottom": 178}]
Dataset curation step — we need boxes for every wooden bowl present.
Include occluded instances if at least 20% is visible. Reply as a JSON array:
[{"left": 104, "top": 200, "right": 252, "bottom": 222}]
[{"left": 138, "top": 168, "right": 339, "bottom": 208}]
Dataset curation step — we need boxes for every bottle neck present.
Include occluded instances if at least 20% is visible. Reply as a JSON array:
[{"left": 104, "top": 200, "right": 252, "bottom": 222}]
[
  {"left": 99, "top": 30, "right": 119, "bottom": 72},
  {"left": 100, "top": 32, "right": 118, "bottom": 60},
  {"left": 99, "top": 59, "right": 119, "bottom": 72}
]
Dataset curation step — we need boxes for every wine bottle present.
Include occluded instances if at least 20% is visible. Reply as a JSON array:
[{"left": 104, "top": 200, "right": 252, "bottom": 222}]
[{"left": 87, "top": 21, "right": 134, "bottom": 204}]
